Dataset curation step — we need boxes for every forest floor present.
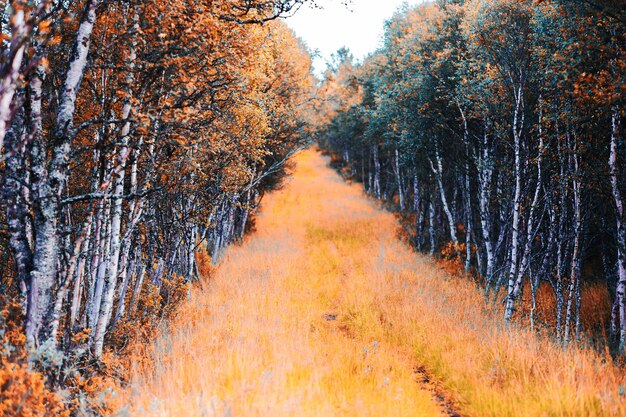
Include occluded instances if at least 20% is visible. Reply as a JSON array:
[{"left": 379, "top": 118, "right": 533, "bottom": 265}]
[{"left": 121, "top": 148, "right": 625, "bottom": 417}]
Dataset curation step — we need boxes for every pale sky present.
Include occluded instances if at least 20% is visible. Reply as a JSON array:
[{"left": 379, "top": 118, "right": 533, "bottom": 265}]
[{"left": 284, "top": 0, "right": 423, "bottom": 75}]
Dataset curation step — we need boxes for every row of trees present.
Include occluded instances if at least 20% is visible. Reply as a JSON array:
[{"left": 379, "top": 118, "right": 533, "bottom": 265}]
[
  {"left": 314, "top": 0, "right": 626, "bottom": 352},
  {"left": 0, "top": 0, "right": 314, "bottom": 366}
]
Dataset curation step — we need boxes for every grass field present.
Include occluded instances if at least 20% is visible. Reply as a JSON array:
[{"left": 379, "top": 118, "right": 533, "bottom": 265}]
[{"left": 122, "top": 148, "right": 626, "bottom": 417}]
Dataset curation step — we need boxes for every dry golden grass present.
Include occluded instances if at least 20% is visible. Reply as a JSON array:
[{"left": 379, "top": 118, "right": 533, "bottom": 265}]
[{"left": 122, "top": 148, "right": 626, "bottom": 417}]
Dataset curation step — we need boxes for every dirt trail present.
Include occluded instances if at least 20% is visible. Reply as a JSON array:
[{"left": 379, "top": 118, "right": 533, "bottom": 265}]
[{"left": 126, "top": 149, "right": 459, "bottom": 416}]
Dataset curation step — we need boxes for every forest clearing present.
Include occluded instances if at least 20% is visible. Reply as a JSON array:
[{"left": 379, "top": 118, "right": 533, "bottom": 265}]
[{"left": 123, "top": 149, "right": 626, "bottom": 417}]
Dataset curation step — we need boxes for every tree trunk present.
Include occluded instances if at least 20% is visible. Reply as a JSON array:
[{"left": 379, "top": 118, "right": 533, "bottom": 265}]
[
  {"left": 479, "top": 120, "right": 496, "bottom": 292},
  {"left": 458, "top": 104, "right": 472, "bottom": 272},
  {"left": 92, "top": 11, "right": 136, "bottom": 357},
  {"left": 0, "top": 9, "right": 27, "bottom": 151},
  {"left": 609, "top": 106, "right": 626, "bottom": 352},
  {"left": 510, "top": 97, "right": 545, "bottom": 313},
  {"left": 3, "top": 102, "right": 32, "bottom": 305},
  {"left": 394, "top": 146, "right": 405, "bottom": 210},
  {"left": 413, "top": 174, "right": 425, "bottom": 251},
  {"left": 564, "top": 132, "right": 583, "bottom": 345},
  {"left": 429, "top": 143, "right": 458, "bottom": 246},
  {"left": 129, "top": 264, "right": 146, "bottom": 316},
  {"left": 70, "top": 231, "right": 91, "bottom": 330},
  {"left": 504, "top": 87, "right": 525, "bottom": 322},
  {"left": 429, "top": 198, "right": 436, "bottom": 256},
  {"left": 26, "top": 0, "right": 101, "bottom": 348},
  {"left": 373, "top": 143, "right": 381, "bottom": 199}
]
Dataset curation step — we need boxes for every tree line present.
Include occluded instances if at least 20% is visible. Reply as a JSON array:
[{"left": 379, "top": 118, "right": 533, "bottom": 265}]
[
  {"left": 313, "top": 0, "right": 626, "bottom": 353},
  {"left": 0, "top": 0, "right": 314, "bottom": 374}
]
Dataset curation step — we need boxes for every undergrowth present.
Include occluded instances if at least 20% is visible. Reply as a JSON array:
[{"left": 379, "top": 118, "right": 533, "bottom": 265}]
[{"left": 0, "top": 270, "right": 191, "bottom": 416}]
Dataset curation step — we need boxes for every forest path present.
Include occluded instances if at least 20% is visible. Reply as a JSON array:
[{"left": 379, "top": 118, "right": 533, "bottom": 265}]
[{"left": 126, "top": 148, "right": 459, "bottom": 416}]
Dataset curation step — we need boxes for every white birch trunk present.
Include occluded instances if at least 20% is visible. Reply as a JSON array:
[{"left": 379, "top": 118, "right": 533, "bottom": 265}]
[
  {"left": 413, "top": 174, "right": 425, "bottom": 250},
  {"left": 394, "top": 147, "right": 405, "bottom": 210},
  {"left": 50, "top": 220, "right": 93, "bottom": 344},
  {"left": 429, "top": 143, "right": 458, "bottom": 246},
  {"left": 458, "top": 104, "right": 472, "bottom": 272},
  {"left": 26, "top": 0, "right": 101, "bottom": 347},
  {"left": 70, "top": 231, "right": 91, "bottom": 330},
  {"left": 504, "top": 86, "right": 525, "bottom": 322},
  {"left": 609, "top": 106, "right": 626, "bottom": 352},
  {"left": 429, "top": 199, "right": 436, "bottom": 256},
  {"left": 129, "top": 264, "right": 146, "bottom": 316},
  {"left": 511, "top": 97, "right": 544, "bottom": 307},
  {"left": 93, "top": 14, "right": 137, "bottom": 357},
  {"left": 373, "top": 144, "right": 381, "bottom": 199},
  {"left": 564, "top": 132, "right": 583, "bottom": 345},
  {"left": 0, "top": 9, "right": 27, "bottom": 152},
  {"left": 479, "top": 120, "right": 495, "bottom": 290},
  {"left": 3, "top": 105, "right": 32, "bottom": 304}
]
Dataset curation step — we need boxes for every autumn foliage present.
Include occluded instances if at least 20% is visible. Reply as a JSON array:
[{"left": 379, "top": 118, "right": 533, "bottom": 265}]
[
  {"left": 1, "top": 0, "right": 625, "bottom": 415},
  {"left": 0, "top": 0, "right": 314, "bottom": 413},
  {"left": 313, "top": 0, "right": 626, "bottom": 354},
  {"left": 0, "top": 300, "right": 68, "bottom": 417}
]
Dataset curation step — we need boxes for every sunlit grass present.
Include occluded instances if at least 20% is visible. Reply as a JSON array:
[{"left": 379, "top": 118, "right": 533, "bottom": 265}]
[{"left": 123, "top": 148, "right": 626, "bottom": 417}]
